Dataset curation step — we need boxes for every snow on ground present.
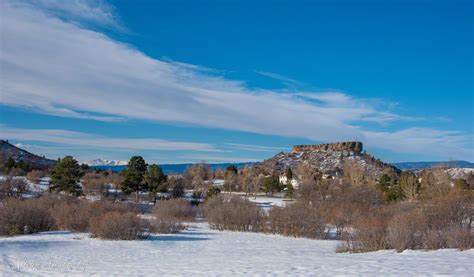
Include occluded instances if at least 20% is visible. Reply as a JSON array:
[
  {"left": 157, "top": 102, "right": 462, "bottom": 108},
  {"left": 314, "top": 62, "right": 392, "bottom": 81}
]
[
  {"left": 1, "top": 223, "right": 472, "bottom": 276},
  {"left": 247, "top": 196, "right": 293, "bottom": 209}
]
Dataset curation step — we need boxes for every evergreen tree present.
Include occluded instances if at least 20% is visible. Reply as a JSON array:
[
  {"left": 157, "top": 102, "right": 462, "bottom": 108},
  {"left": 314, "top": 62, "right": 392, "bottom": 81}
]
[
  {"left": 263, "top": 176, "right": 281, "bottom": 196},
  {"left": 206, "top": 186, "right": 221, "bottom": 199},
  {"left": 226, "top": 165, "right": 238, "bottom": 175},
  {"left": 286, "top": 168, "right": 293, "bottom": 180},
  {"left": 377, "top": 174, "right": 401, "bottom": 202},
  {"left": 50, "top": 156, "right": 84, "bottom": 196},
  {"left": 144, "top": 164, "right": 167, "bottom": 203},
  {"left": 5, "top": 157, "right": 15, "bottom": 170},
  {"left": 121, "top": 156, "right": 147, "bottom": 202}
]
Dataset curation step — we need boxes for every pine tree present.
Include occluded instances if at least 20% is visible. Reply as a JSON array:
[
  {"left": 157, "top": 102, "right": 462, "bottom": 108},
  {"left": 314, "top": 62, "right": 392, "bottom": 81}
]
[
  {"left": 50, "top": 156, "right": 84, "bottom": 196},
  {"left": 121, "top": 156, "right": 147, "bottom": 202},
  {"left": 263, "top": 176, "right": 281, "bottom": 196},
  {"left": 5, "top": 157, "right": 15, "bottom": 170},
  {"left": 144, "top": 164, "right": 167, "bottom": 203},
  {"left": 377, "top": 174, "right": 401, "bottom": 202},
  {"left": 226, "top": 165, "right": 238, "bottom": 175},
  {"left": 286, "top": 168, "right": 293, "bottom": 180}
]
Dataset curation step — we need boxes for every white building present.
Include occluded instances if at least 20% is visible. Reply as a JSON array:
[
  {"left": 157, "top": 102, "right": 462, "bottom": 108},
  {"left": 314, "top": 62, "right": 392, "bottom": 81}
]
[{"left": 279, "top": 175, "right": 298, "bottom": 189}]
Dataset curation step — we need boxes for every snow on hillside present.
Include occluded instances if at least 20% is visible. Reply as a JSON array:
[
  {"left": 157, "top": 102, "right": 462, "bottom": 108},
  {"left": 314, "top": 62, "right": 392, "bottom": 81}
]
[
  {"left": 86, "top": 158, "right": 128, "bottom": 166},
  {"left": 1, "top": 223, "right": 472, "bottom": 276},
  {"left": 447, "top": 168, "right": 474, "bottom": 179}
]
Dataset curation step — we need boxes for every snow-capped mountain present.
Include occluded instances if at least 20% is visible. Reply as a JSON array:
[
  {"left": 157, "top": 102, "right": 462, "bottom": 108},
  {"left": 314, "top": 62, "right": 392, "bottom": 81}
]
[{"left": 86, "top": 158, "right": 128, "bottom": 166}]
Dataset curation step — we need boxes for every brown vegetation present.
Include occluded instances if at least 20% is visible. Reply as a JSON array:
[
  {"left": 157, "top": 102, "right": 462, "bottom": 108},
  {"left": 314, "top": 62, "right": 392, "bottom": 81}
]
[
  {"left": 0, "top": 197, "right": 55, "bottom": 235},
  {"left": 0, "top": 177, "right": 28, "bottom": 199},
  {"left": 0, "top": 195, "right": 149, "bottom": 240},
  {"left": 204, "top": 196, "right": 264, "bottom": 232},
  {"left": 151, "top": 199, "right": 196, "bottom": 233},
  {"left": 90, "top": 212, "right": 148, "bottom": 240},
  {"left": 268, "top": 201, "right": 326, "bottom": 239},
  {"left": 339, "top": 191, "right": 473, "bottom": 252}
]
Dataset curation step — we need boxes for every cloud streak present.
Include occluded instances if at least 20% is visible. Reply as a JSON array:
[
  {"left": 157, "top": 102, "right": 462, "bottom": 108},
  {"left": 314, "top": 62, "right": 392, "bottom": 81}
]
[
  {"left": 1, "top": 125, "right": 217, "bottom": 152},
  {"left": 255, "top": 70, "right": 304, "bottom": 88},
  {"left": 0, "top": 0, "right": 472, "bottom": 161},
  {"left": 224, "top": 143, "right": 288, "bottom": 153}
]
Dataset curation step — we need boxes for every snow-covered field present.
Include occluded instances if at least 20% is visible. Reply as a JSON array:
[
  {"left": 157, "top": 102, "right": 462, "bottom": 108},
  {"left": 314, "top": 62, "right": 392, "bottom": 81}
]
[{"left": 1, "top": 223, "right": 472, "bottom": 276}]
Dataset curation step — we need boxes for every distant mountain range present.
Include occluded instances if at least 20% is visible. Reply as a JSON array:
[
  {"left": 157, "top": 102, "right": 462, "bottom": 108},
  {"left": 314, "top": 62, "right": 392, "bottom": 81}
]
[
  {"left": 0, "top": 140, "right": 56, "bottom": 169},
  {"left": 392, "top": 160, "right": 474, "bottom": 170},
  {"left": 2, "top": 140, "right": 473, "bottom": 174},
  {"left": 87, "top": 158, "right": 128, "bottom": 166},
  {"left": 90, "top": 162, "right": 258, "bottom": 175}
]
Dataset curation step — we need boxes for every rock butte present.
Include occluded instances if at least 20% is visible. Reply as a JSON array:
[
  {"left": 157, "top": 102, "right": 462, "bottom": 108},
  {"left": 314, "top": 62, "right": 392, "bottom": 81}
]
[{"left": 292, "top": 141, "right": 363, "bottom": 154}]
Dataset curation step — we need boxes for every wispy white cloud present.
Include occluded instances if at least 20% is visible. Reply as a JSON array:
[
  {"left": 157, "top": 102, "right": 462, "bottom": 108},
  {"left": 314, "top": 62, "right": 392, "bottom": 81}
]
[
  {"left": 16, "top": 0, "right": 124, "bottom": 31},
  {"left": 178, "top": 154, "right": 261, "bottom": 163},
  {"left": 1, "top": 125, "right": 217, "bottom": 152},
  {"left": 224, "top": 143, "right": 288, "bottom": 152},
  {"left": 0, "top": 0, "right": 472, "bottom": 161},
  {"left": 255, "top": 70, "right": 304, "bottom": 88}
]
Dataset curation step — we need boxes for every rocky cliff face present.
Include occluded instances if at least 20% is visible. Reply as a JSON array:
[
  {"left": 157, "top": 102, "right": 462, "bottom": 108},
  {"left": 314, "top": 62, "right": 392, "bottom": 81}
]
[
  {"left": 259, "top": 141, "right": 397, "bottom": 178},
  {"left": 0, "top": 140, "right": 56, "bottom": 169},
  {"left": 292, "top": 141, "right": 363, "bottom": 154}
]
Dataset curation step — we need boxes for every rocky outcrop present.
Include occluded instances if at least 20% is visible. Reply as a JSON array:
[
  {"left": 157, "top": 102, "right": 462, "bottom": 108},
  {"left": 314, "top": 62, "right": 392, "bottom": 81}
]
[
  {"left": 292, "top": 141, "right": 363, "bottom": 154},
  {"left": 259, "top": 141, "right": 397, "bottom": 178}
]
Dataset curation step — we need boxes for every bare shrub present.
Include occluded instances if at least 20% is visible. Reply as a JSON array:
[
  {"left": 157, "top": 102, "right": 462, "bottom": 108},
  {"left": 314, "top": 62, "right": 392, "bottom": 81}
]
[
  {"left": 50, "top": 200, "right": 91, "bottom": 232},
  {"left": 321, "top": 202, "right": 368, "bottom": 239},
  {"left": 446, "top": 226, "right": 473, "bottom": 250},
  {"left": 151, "top": 199, "right": 196, "bottom": 233},
  {"left": 342, "top": 210, "right": 390, "bottom": 253},
  {"left": 26, "top": 169, "right": 48, "bottom": 183},
  {"left": 204, "top": 196, "right": 264, "bottom": 232},
  {"left": 82, "top": 172, "right": 108, "bottom": 196},
  {"left": 387, "top": 209, "right": 424, "bottom": 252},
  {"left": 90, "top": 212, "right": 148, "bottom": 240},
  {"left": 166, "top": 176, "right": 185, "bottom": 198},
  {"left": 153, "top": 199, "right": 196, "bottom": 221},
  {"left": 50, "top": 200, "right": 132, "bottom": 232},
  {"left": 267, "top": 202, "right": 326, "bottom": 239},
  {"left": 0, "top": 198, "right": 54, "bottom": 236},
  {"left": 341, "top": 191, "right": 473, "bottom": 252},
  {"left": 0, "top": 177, "right": 29, "bottom": 199}
]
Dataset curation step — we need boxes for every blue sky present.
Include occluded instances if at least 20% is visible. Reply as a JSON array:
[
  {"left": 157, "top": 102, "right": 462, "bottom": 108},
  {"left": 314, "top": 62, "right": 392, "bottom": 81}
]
[{"left": 0, "top": 0, "right": 473, "bottom": 164}]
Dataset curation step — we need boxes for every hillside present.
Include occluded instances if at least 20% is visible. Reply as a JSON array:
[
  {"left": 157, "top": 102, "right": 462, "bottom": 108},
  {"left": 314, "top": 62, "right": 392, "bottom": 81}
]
[
  {"left": 392, "top": 160, "right": 474, "bottom": 170},
  {"left": 258, "top": 141, "right": 398, "bottom": 178},
  {"left": 0, "top": 140, "right": 56, "bottom": 169}
]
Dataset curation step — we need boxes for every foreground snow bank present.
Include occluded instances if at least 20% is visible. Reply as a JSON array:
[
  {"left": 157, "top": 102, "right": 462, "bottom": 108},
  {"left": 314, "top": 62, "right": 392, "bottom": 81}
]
[{"left": 0, "top": 223, "right": 472, "bottom": 276}]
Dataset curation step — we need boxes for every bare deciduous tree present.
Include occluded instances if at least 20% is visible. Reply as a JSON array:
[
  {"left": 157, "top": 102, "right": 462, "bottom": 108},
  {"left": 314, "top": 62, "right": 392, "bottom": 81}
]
[
  {"left": 0, "top": 177, "right": 28, "bottom": 199},
  {"left": 400, "top": 172, "right": 419, "bottom": 201}
]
